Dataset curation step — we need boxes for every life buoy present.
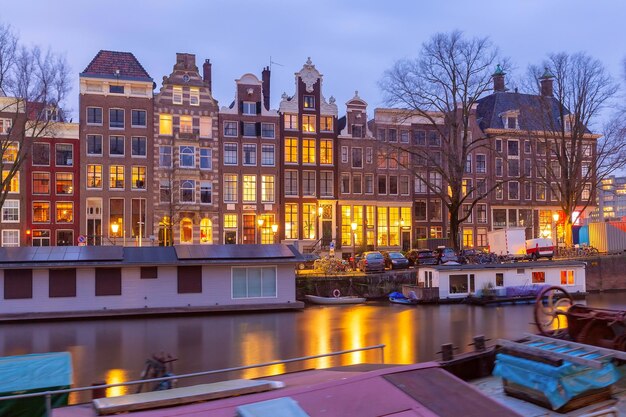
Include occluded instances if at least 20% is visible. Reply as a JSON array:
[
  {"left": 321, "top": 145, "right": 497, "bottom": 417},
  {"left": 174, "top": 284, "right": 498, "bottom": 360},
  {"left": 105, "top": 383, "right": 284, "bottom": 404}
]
[{"left": 332, "top": 289, "right": 341, "bottom": 298}]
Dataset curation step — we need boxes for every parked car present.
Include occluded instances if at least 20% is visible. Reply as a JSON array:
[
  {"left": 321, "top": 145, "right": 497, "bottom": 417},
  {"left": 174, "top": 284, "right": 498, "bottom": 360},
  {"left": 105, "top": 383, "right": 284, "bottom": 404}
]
[
  {"left": 298, "top": 253, "right": 320, "bottom": 270},
  {"left": 382, "top": 251, "right": 409, "bottom": 269},
  {"left": 357, "top": 251, "right": 385, "bottom": 273},
  {"left": 408, "top": 249, "right": 439, "bottom": 266},
  {"left": 434, "top": 247, "right": 461, "bottom": 264}
]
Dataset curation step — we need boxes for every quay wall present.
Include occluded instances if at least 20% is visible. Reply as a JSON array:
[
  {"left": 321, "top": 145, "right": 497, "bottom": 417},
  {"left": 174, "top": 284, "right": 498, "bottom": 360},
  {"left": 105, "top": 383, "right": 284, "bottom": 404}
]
[{"left": 585, "top": 255, "right": 626, "bottom": 292}]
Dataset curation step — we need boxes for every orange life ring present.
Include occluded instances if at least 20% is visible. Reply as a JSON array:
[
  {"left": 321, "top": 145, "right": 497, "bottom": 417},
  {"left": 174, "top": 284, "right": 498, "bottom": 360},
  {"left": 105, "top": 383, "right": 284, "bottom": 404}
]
[{"left": 332, "top": 289, "right": 341, "bottom": 298}]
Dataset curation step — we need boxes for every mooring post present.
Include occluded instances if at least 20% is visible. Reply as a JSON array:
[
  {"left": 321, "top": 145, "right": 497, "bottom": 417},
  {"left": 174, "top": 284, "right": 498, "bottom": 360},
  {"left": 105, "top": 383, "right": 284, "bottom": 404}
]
[
  {"left": 91, "top": 381, "right": 107, "bottom": 400},
  {"left": 440, "top": 343, "right": 454, "bottom": 361},
  {"left": 473, "top": 335, "right": 486, "bottom": 352}
]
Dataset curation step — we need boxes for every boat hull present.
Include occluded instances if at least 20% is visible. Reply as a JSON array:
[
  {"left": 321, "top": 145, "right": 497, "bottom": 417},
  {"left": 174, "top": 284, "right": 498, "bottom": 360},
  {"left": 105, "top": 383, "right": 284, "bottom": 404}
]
[{"left": 305, "top": 295, "right": 366, "bottom": 305}]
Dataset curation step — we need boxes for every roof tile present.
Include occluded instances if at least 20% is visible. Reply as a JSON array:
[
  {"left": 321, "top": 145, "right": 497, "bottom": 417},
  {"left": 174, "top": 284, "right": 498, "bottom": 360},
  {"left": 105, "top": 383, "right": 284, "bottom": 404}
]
[{"left": 81, "top": 50, "right": 151, "bottom": 81}]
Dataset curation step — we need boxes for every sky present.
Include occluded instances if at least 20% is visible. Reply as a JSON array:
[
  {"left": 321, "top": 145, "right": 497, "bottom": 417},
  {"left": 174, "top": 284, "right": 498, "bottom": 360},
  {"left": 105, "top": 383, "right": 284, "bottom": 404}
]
[{"left": 2, "top": 0, "right": 625, "bottom": 121}]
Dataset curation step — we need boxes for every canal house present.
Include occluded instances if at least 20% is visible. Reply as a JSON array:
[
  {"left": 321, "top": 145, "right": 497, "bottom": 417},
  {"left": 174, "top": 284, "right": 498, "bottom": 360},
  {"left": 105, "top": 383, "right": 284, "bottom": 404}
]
[
  {"left": 417, "top": 261, "right": 586, "bottom": 300},
  {"left": 0, "top": 245, "right": 304, "bottom": 319}
]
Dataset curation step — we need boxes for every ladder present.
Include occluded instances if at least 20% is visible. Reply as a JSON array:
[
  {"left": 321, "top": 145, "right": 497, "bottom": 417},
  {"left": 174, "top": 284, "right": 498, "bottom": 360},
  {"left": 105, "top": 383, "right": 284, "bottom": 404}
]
[{"left": 496, "top": 333, "right": 626, "bottom": 369}]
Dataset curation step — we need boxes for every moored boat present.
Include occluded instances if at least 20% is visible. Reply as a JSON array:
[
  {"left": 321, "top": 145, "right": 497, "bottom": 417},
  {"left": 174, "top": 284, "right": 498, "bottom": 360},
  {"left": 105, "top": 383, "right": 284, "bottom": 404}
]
[
  {"left": 388, "top": 291, "right": 419, "bottom": 305},
  {"left": 305, "top": 294, "right": 366, "bottom": 305}
]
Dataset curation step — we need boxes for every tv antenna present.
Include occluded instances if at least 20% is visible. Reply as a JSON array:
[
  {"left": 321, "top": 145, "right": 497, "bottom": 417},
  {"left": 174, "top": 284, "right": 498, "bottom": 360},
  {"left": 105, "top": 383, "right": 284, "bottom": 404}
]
[{"left": 269, "top": 56, "right": 284, "bottom": 72}]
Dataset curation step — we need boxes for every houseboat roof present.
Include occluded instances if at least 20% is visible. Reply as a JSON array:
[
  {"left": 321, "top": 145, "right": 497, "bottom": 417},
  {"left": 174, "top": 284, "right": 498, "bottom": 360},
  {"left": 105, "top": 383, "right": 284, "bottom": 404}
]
[
  {"left": 424, "top": 260, "right": 586, "bottom": 272},
  {"left": 0, "top": 245, "right": 304, "bottom": 269}
]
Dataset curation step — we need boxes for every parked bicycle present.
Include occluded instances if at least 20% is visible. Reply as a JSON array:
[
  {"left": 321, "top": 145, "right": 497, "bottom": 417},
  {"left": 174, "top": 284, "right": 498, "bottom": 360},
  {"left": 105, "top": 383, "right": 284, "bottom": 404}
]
[{"left": 313, "top": 257, "right": 353, "bottom": 274}]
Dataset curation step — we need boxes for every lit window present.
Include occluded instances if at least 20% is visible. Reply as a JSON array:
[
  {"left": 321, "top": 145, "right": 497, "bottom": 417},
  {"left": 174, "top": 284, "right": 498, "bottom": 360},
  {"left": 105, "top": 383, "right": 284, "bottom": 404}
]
[
  {"left": 320, "top": 116, "right": 333, "bottom": 132},
  {"left": 532, "top": 271, "right": 545, "bottom": 283},
  {"left": 285, "top": 138, "right": 298, "bottom": 164},
  {"left": 180, "top": 116, "right": 193, "bottom": 134},
  {"left": 87, "top": 165, "right": 102, "bottom": 189},
  {"left": 224, "top": 214, "right": 237, "bottom": 228},
  {"left": 2, "top": 171, "right": 19, "bottom": 193},
  {"left": 173, "top": 87, "right": 183, "bottom": 105},
  {"left": 223, "top": 174, "right": 238, "bottom": 202},
  {"left": 302, "top": 115, "right": 316, "bottom": 133},
  {"left": 320, "top": 139, "right": 333, "bottom": 165},
  {"left": 2, "top": 142, "right": 17, "bottom": 163},
  {"left": 302, "top": 139, "right": 316, "bottom": 164},
  {"left": 109, "top": 165, "right": 124, "bottom": 189},
  {"left": 284, "top": 114, "right": 298, "bottom": 130},
  {"left": 200, "top": 117, "right": 212, "bottom": 138},
  {"left": 190, "top": 88, "right": 199, "bottom": 106},
  {"left": 33, "top": 202, "right": 50, "bottom": 222},
  {"left": 200, "top": 218, "right": 212, "bottom": 243},
  {"left": 560, "top": 270, "right": 575, "bottom": 285},
  {"left": 285, "top": 204, "right": 298, "bottom": 239},
  {"left": 55, "top": 173, "right": 73, "bottom": 195},
  {"left": 243, "top": 175, "right": 256, "bottom": 202},
  {"left": 303, "top": 95, "right": 315, "bottom": 109},
  {"left": 33, "top": 172, "right": 50, "bottom": 194},
  {"left": 132, "top": 166, "right": 146, "bottom": 189},
  {"left": 159, "top": 114, "right": 173, "bottom": 135},
  {"left": 180, "top": 217, "right": 192, "bottom": 243},
  {"left": 180, "top": 180, "right": 195, "bottom": 202},
  {"left": 262, "top": 175, "right": 274, "bottom": 203},
  {"left": 56, "top": 202, "right": 73, "bottom": 223}
]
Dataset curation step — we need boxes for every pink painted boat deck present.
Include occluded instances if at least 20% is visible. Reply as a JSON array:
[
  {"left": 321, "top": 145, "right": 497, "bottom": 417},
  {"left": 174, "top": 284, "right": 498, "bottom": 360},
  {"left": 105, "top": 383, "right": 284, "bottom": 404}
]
[{"left": 54, "top": 362, "right": 522, "bottom": 417}]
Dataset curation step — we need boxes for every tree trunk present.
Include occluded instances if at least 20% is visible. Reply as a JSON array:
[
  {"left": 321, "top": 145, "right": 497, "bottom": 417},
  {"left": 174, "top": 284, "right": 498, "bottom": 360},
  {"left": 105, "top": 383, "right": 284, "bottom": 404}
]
[
  {"left": 564, "top": 219, "right": 574, "bottom": 247},
  {"left": 449, "top": 207, "right": 461, "bottom": 251}
]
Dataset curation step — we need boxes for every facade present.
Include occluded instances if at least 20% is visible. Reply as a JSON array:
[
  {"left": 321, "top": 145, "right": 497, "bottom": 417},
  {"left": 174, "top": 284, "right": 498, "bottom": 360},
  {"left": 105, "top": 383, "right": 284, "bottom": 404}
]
[
  {"left": 591, "top": 175, "right": 624, "bottom": 221},
  {"left": 219, "top": 69, "right": 280, "bottom": 244},
  {"left": 152, "top": 53, "right": 220, "bottom": 245},
  {"left": 278, "top": 58, "right": 339, "bottom": 251},
  {"left": 79, "top": 50, "right": 154, "bottom": 246},
  {"left": 25, "top": 123, "right": 80, "bottom": 246}
]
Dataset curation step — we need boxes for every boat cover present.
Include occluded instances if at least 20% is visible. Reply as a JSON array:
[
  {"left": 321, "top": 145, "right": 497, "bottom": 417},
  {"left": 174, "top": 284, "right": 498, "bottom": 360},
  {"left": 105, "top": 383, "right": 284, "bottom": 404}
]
[
  {"left": 493, "top": 351, "right": 620, "bottom": 409},
  {"left": 237, "top": 397, "right": 310, "bottom": 417}
]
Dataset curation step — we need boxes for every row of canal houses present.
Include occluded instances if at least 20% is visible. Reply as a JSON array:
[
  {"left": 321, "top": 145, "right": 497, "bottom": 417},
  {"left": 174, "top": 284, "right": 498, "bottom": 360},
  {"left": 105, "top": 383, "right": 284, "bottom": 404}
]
[{"left": 0, "top": 51, "right": 596, "bottom": 255}]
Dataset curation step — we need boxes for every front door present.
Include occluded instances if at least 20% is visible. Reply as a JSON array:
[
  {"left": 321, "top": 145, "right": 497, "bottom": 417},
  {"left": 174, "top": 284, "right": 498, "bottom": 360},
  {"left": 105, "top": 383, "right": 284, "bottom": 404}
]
[
  {"left": 322, "top": 221, "right": 332, "bottom": 249},
  {"left": 401, "top": 231, "right": 411, "bottom": 251},
  {"left": 243, "top": 214, "right": 256, "bottom": 244},
  {"left": 224, "top": 231, "right": 236, "bottom": 244}
]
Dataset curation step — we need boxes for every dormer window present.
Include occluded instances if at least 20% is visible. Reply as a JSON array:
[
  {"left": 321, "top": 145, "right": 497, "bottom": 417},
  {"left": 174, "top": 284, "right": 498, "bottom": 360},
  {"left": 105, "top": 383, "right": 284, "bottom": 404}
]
[
  {"left": 303, "top": 95, "right": 315, "bottom": 109},
  {"left": 109, "top": 85, "right": 124, "bottom": 94},
  {"left": 500, "top": 111, "right": 519, "bottom": 130}
]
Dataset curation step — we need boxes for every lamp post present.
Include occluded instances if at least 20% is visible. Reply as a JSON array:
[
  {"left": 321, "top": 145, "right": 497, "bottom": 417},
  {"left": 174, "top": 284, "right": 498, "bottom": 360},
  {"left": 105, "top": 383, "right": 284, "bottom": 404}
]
[
  {"left": 553, "top": 212, "right": 560, "bottom": 249},
  {"left": 111, "top": 222, "right": 119, "bottom": 246},
  {"left": 257, "top": 217, "right": 265, "bottom": 244},
  {"left": 271, "top": 224, "right": 278, "bottom": 243},
  {"left": 351, "top": 222, "right": 357, "bottom": 268}
]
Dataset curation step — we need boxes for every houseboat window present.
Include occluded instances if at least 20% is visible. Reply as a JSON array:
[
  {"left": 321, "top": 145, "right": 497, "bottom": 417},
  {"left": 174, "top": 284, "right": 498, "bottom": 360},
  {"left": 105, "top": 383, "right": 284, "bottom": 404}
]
[
  {"left": 4, "top": 269, "right": 33, "bottom": 299},
  {"left": 516, "top": 268, "right": 525, "bottom": 274},
  {"left": 425, "top": 271, "right": 433, "bottom": 288},
  {"left": 532, "top": 271, "right": 545, "bottom": 284},
  {"left": 232, "top": 267, "right": 277, "bottom": 299},
  {"left": 49, "top": 269, "right": 76, "bottom": 297},
  {"left": 469, "top": 274, "right": 475, "bottom": 293},
  {"left": 177, "top": 266, "right": 202, "bottom": 293},
  {"left": 495, "top": 273, "right": 504, "bottom": 287},
  {"left": 560, "top": 270, "right": 575, "bottom": 285},
  {"left": 95, "top": 268, "right": 122, "bottom": 296},
  {"left": 449, "top": 274, "right": 468, "bottom": 294},
  {"left": 140, "top": 267, "right": 158, "bottom": 279}
]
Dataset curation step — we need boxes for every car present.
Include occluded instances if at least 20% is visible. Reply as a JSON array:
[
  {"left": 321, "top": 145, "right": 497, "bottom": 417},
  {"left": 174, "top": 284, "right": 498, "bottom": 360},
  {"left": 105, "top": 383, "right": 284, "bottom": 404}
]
[
  {"left": 407, "top": 249, "right": 438, "bottom": 266},
  {"left": 434, "top": 247, "right": 461, "bottom": 264},
  {"left": 382, "top": 251, "right": 409, "bottom": 270},
  {"left": 357, "top": 251, "right": 385, "bottom": 273},
  {"left": 297, "top": 253, "right": 320, "bottom": 270}
]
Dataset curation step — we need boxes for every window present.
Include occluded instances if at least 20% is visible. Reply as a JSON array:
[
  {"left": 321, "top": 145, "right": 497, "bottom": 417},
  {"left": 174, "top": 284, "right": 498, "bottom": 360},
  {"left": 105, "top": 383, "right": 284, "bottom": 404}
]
[
  {"left": 87, "top": 107, "right": 102, "bottom": 125},
  {"left": 32, "top": 142, "right": 50, "bottom": 165},
  {"left": 261, "top": 123, "right": 275, "bottom": 138},
  {"left": 495, "top": 273, "right": 504, "bottom": 287},
  {"left": 341, "top": 146, "right": 348, "bottom": 163},
  {"left": 109, "top": 84, "right": 124, "bottom": 94},
  {"left": 179, "top": 219, "right": 193, "bottom": 245},
  {"left": 506, "top": 116, "right": 518, "bottom": 129},
  {"left": 32, "top": 230, "right": 50, "bottom": 247},
  {"left": 400, "top": 130, "right": 409, "bottom": 143},
  {"left": 242, "top": 101, "right": 256, "bottom": 115},
  {"left": 190, "top": 88, "right": 199, "bottom": 106},
  {"left": 536, "top": 183, "right": 546, "bottom": 201},
  {"left": 33, "top": 202, "right": 50, "bottom": 222},
  {"left": 232, "top": 267, "right": 277, "bottom": 298},
  {"left": 56, "top": 144, "right": 73, "bottom": 166},
  {"left": 159, "top": 146, "right": 172, "bottom": 168},
  {"left": 159, "top": 179, "right": 171, "bottom": 202},
  {"left": 2, "top": 170, "right": 18, "bottom": 193},
  {"left": 200, "top": 116, "right": 212, "bottom": 138},
  {"left": 285, "top": 138, "right": 298, "bottom": 164},
  {"left": 109, "top": 109, "right": 124, "bottom": 129},
  {"left": 525, "top": 182, "right": 532, "bottom": 200},
  {"left": 365, "top": 147, "right": 373, "bottom": 165},
  {"left": 109, "top": 165, "right": 124, "bottom": 189},
  {"left": 429, "top": 172, "right": 442, "bottom": 192},
  {"left": 341, "top": 173, "right": 350, "bottom": 194},
  {"left": 131, "top": 109, "right": 147, "bottom": 127},
  {"left": 87, "top": 165, "right": 102, "bottom": 188},
  {"left": 320, "top": 116, "right": 333, "bottom": 132},
  {"left": 284, "top": 114, "right": 298, "bottom": 130},
  {"left": 532, "top": 271, "right": 546, "bottom": 284},
  {"left": 302, "top": 115, "right": 316, "bottom": 133},
  {"left": 377, "top": 129, "right": 386, "bottom": 142},
  {"left": 430, "top": 200, "right": 442, "bottom": 221},
  {"left": 352, "top": 125, "right": 363, "bottom": 138},
  {"left": 508, "top": 140, "right": 519, "bottom": 157},
  {"left": 495, "top": 158, "right": 503, "bottom": 177},
  {"left": 180, "top": 180, "right": 195, "bottom": 203},
  {"left": 285, "top": 171, "right": 298, "bottom": 196},
  {"left": 464, "top": 154, "right": 472, "bottom": 173},
  {"left": 415, "top": 200, "right": 427, "bottom": 221},
  {"left": 302, "top": 171, "right": 315, "bottom": 196},
  {"left": 180, "top": 116, "right": 193, "bottom": 134},
  {"left": 131, "top": 137, "right": 146, "bottom": 157},
  {"left": 414, "top": 130, "right": 426, "bottom": 145},
  {"left": 303, "top": 95, "right": 315, "bottom": 109},
  {"left": 33, "top": 172, "right": 50, "bottom": 194},
  {"left": 378, "top": 175, "right": 387, "bottom": 195},
  {"left": 560, "top": 270, "right": 575, "bottom": 285},
  {"left": 475, "top": 154, "right": 486, "bottom": 174},
  {"left": 159, "top": 114, "right": 173, "bottom": 135},
  {"left": 261, "top": 144, "right": 275, "bottom": 166},
  {"left": 224, "top": 143, "right": 237, "bottom": 165},
  {"left": 495, "top": 184, "right": 503, "bottom": 200},
  {"left": 1, "top": 230, "right": 19, "bottom": 247},
  {"left": 302, "top": 139, "right": 315, "bottom": 164},
  {"left": 224, "top": 121, "right": 238, "bottom": 137},
  {"left": 428, "top": 131, "right": 440, "bottom": 146},
  {"left": 196, "top": 181, "right": 211, "bottom": 204},
  {"left": 56, "top": 173, "right": 73, "bottom": 194},
  {"left": 2, "top": 142, "right": 17, "bottom": 163},
  {"left": 87, "top": 135, "right": 102, "bottom": 156},
  {"left": 583, "top": 143, "right": 592, "bottom": 157},
  {"left": 262, "top": 175, "right": 274, "bottom": 202},
  {"left": 199, "top": 148, "right": 212, "bottom": 170},
  {"left": 131, "top": 166, "right": 146, "bottom": 189},
  {"left": 400, "top": 175, "right": 409, "bottom": 195},
  {"left": 223, "top": 174, "right": 238, "bottom": 202},
  {"left": 449, "top": 274, "right": 470, "bottom": 294},
  {"left": 415, "top": 176, "right": 427, "bottom": 193},
  {"left": 352, "top": 148, "right": 363, "bottom": 168},
  {"left": 364, "top": 174, "right": 373, "bottom": 194},
  {"left": 243, "top": 122, "right": 256, "bottom": 137},
  {"left": 200, "top": 218, "right": 212, "bottom": 243},
  {"left": 524, "top": 140, "right": 531, "bottom": 153},
  {"left": 243, "top": 175, "right": 256, "bottom": 202},
  {"left": 180, "top": 146, "right": 195, "bottom": 168},
  {"left": 285, "top": 204, "right": 298, "bottom": 239},
  {"left": 172, "top": 86, "right": 183, "bottom": 104},
  {"left": 109, "top": 136, "right": 124, "bottom": 156},
  {"left": 508, "top": 159, "right": 519, "bottom": 177},
  {"left": 320, "top": 171, "right": 333, "bottom": 197},
  {"left": 320, "top": 139, "right": 333, "bottom": 165},
  {"left": 388, "top": 129, "right": 397, "bottom": 142},
  {"left": 389, "top": 176, "right": 398, "bottom": 195},
  {"left": 475, "top": 204, "right": 487, "bottom": 224},
  {"left": 56, "top": 202, "right": 73, "bottom": 223},
  {"left": 242, "top": 144, "right": 257, "bottom": 166}
]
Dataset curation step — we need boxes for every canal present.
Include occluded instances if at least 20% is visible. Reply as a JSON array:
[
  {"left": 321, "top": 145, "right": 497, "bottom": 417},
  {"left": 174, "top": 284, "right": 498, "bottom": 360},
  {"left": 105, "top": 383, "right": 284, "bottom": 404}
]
[{"left": 1, "top": 292, "right": 624, "bottom": 403}]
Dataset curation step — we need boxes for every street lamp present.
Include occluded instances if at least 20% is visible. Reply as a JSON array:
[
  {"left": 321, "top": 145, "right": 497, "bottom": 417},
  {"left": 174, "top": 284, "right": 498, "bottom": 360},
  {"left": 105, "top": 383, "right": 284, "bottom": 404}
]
[
  {"left": 257, "top": 217, "right": 265, "bottom": 244},
  {"left": 351, "top": 222, "right": 357, "bottom": 268},
  {"left": 552, "top": 212, "right": 560, "bottom": 248},
  {"left": 271, "top": 224, "right": 278, "bottom": 243},
  {"left": 318, "top": 206, "right": 324, "bottom": 218},
  {"left": 111, "top": 222, "right": 119, "bottom": 246}
]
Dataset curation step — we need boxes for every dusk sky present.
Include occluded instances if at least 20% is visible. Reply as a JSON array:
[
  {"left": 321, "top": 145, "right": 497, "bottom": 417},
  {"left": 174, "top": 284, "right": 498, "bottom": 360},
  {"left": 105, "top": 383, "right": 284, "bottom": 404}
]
[{"left": 3, "top": 1, "right": 625, "bottom": 120}]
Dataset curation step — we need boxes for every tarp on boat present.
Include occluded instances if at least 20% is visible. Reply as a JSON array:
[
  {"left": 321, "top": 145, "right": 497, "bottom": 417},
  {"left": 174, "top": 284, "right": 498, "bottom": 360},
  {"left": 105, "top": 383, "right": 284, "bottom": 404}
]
[{"left": 0, "top": 352, "right": 72, "bottom": 417}]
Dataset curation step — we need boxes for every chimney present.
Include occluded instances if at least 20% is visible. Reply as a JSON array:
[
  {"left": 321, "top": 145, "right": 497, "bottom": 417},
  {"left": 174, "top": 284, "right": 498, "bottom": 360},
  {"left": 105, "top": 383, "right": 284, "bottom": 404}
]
[
  {"left": 261, "top": 66, "right": 271, "bottom": 111},
  {"left": 203, "top": 59, "right": 212, "bottom": 91},
  {"left": 492, "top": 64, "right": 506, "bottom": 92},
  {"left": 539, "top": 67, "right": 554, "bottom": 97}
]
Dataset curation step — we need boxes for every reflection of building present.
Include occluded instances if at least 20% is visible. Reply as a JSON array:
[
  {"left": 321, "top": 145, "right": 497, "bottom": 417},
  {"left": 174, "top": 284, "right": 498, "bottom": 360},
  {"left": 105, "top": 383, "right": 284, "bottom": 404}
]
[
  {"left": 278, "top": 58, "right": 338, "bottom": 251},
  {"left": 79, "top": 50, "right": 154, "bottom": 246},
  {"left": 25, "top": 123, "right": 80, "bottom": 246},
  {"left": 219, "top": 69, "right": 279, "bottom": 244},
  {"left": 152, "top": 53, "right": 220, "bottom": 245}
]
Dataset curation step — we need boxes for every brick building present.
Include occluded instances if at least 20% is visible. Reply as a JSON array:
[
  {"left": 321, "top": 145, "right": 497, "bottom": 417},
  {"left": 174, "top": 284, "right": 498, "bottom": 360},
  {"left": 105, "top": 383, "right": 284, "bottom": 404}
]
[
  {"left": 152, "top": 53, "right": 220, "bottom": 245},
  {"left": 218, "top": 69, "right": 280, "bottom": 244},
  {"left": 79, "top": 50, "right": 154, "bottom": 246}
]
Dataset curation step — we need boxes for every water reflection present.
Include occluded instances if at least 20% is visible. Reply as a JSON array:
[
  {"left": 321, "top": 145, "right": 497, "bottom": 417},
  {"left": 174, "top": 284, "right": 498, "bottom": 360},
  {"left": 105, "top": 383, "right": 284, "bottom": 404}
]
[{"left": 0, "top": 292, "right": 623, "bottom": 404}]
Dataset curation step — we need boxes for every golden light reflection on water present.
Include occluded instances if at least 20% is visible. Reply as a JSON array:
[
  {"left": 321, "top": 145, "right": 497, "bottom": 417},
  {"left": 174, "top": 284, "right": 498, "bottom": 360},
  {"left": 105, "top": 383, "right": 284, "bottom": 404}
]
[
  {"left": 382, "top": 308, "right": 416, "bottom": 364},
  {"left": 240, "top": 331, "right": 286, "bottom": 380},
  {"left": 105, "top": 369, "right": 128, "bottom": 397}
]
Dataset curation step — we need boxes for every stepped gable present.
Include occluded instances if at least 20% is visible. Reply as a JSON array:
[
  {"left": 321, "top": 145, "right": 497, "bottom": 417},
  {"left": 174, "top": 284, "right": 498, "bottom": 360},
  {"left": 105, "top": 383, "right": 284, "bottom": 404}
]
[{"left": 81, "top": 50, "right": 152, "bottom": 81}]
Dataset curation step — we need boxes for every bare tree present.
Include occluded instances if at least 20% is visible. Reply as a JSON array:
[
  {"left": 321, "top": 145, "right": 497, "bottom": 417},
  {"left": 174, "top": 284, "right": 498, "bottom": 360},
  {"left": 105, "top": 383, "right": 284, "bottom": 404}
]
[
  {"left": 0, "top": 23, "right": 71, "bottom": 211},
  {"left": 524, "top": 53, "right": 621, "bottom": 245},
  {"left": 380, "top": 31, "right": 507, "bottom": 250}
]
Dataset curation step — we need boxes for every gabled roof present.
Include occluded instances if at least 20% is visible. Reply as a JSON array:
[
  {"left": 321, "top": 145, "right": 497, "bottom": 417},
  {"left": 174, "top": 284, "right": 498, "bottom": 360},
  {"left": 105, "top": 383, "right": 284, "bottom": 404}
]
[{"left": 81, "top": 50, "right": 152, "bottom": 81}]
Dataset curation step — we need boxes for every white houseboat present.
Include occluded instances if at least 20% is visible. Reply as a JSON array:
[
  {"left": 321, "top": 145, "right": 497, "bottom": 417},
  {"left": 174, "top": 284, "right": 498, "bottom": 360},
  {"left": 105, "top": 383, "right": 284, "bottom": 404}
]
[
  {"left": 413, "top": 261, "right": 586, "bottom": 300},
  {"left": 0, "top": 245, "right": 304, "bottom": 320}
]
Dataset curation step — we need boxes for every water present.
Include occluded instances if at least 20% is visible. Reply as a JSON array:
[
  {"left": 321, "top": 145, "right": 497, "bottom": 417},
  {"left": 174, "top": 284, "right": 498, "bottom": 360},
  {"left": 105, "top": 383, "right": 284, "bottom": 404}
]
[{"left": 1, "top": 292, "right": 624, "bottom": 403}]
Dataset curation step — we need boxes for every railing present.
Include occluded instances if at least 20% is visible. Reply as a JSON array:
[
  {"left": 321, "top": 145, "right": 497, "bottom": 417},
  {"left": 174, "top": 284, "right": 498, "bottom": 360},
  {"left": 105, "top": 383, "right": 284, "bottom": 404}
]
[{"left": 1, "top": 344, "right": 386, "bottom": 417}]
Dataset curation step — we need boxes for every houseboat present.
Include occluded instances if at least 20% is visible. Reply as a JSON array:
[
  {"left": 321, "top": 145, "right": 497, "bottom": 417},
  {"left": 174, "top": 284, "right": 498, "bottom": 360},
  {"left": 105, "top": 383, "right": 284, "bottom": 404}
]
[{"left": 0, "top": 245, "right": 304, "bottom": 320}]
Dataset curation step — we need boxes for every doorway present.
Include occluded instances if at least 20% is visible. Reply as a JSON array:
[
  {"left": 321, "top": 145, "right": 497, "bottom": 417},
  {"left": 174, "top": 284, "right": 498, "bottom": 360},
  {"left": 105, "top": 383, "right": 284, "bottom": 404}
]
[
  {"left": 401, "top": 230, "right": 411, "bottom": 251},
  {"left": 243, "top": 214, "right": 256, "bottom": 244}
]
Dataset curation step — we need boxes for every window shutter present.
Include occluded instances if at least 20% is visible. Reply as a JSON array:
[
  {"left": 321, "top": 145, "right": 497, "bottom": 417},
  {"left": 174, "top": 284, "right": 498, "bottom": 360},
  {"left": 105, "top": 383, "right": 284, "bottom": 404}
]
[
  {"left": 256, "top": 101, "right": 262, "bottom": 114},
  {"left": 256, "top": 122, "right": 261, "bottom": 137},
  {"left": 240, "top": 121, "right": 244, "bottom": 136},
  {"left": 239, "top": 101, "right": 243, "bottom": 114}
]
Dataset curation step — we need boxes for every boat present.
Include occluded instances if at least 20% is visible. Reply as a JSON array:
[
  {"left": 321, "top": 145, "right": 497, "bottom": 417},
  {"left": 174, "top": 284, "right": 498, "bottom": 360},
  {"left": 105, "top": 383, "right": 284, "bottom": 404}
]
[
  {"left": 304, "top": 294, "right": 366, "bottom": 305},
  {"left": 388, "top": 291, "right": 419, "bottom": 305}
]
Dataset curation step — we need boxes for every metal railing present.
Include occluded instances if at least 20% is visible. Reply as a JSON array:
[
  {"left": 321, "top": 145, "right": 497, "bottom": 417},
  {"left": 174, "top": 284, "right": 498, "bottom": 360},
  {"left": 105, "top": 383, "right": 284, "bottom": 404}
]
[{"left": 1, "top": 344, "right": 386, "bottom": 417}]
